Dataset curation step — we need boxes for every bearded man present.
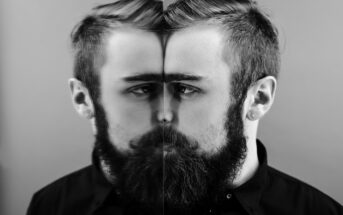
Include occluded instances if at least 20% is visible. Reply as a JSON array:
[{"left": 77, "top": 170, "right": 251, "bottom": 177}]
[{"left": 27, "top": 0, "right": 343, "bottom": 214}]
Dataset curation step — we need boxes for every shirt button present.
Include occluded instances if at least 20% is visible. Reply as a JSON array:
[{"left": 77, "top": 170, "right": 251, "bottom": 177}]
[{"left": 226, "top": 193, "right": 232, "bottom": 200}]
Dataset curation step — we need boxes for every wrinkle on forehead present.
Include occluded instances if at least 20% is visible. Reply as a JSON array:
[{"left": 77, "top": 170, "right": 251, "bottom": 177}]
[
  {"left": 164, "top": 24, "right": 230, "bottom": 78},
  {"left": 102, "top": 27, "right": 164, "bottom": 78}
]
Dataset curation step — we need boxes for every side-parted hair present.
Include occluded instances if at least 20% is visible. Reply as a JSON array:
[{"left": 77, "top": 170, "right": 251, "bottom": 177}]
[
  {"left": 71, "top": 0, "right": 163, "bottom": 101},
  {"left": 165, "top": 0, "right": 280, "bottom": 103}
]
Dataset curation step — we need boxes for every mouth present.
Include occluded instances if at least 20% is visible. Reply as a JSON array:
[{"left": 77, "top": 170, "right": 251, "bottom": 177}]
[
  {"left": 151, "top": 143, "right": 177, "bottom": 157},
  {"left": 163, "top": 144, "right": 177, "bottom": 157}
]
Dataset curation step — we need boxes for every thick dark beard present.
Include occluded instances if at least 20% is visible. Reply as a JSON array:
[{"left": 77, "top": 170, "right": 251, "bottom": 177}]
[{"left": 92, "top": 97, "right": 247, "bottom": 213}]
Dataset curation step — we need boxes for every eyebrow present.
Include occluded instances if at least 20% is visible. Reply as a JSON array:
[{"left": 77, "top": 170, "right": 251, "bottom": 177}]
[
  {"left": 164, "top": 73, "right": 203, "bottom": 82},
  {"left": 123, "top": 74, "right": 162, "bottom": 82},
  {"left": 123, "top": 73, "right": 203, "bottom": 83}
]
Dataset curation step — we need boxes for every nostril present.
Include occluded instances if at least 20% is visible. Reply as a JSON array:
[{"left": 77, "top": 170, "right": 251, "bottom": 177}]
[{"left": 162, "top": 111, "right": 173, "bottom": 123}]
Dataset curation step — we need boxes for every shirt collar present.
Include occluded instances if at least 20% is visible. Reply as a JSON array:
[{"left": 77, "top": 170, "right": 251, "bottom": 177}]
[{"left": 232, "top": 139, "right": 269, "bottom": 214}]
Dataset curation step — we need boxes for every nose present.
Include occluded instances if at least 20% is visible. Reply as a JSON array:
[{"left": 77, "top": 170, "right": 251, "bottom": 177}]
[
  {"left": 155, "top": 84, "right": 177, "bottom": 125},
  {"left": 157, "top": 108, "right": 173, "bottom": 123}
]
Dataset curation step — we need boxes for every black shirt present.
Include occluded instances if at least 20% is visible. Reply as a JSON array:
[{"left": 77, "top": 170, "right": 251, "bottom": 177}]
[{"left": 27, "top": 140, "right": 343, "bottom": 215}]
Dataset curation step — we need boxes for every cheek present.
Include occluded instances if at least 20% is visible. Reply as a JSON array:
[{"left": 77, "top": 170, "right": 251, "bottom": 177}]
[
  {"left": 197, "top": 123, "right": 227, "bottom": 155},
  {"left": 179, "top": 97, "right": 229, "bottom": 154},
  {"left": 101, "top": 96, "right": 152, "bottom": 151}
]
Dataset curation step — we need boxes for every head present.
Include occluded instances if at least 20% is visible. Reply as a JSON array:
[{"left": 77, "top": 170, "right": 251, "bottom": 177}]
[
  {"left": 162, "top": 0, "right": 279, "bottom": 206},
  {"left": 164, "top": 0, "right": 279, "bottom": 126},
  {"left": 69, "top": 0, "right": 165, "bottom": 209},
  {"left": 69, "top": 0, "right": 280, "bottom": 212}
]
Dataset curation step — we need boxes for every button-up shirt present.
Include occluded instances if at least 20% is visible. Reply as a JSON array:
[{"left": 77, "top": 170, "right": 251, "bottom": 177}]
[{"left": 27, "top": 140, "right": 343, "bottom": 215}]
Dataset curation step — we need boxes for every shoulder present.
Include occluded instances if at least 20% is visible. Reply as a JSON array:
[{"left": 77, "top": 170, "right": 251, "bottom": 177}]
[
  {"left": 262, "top": 166, "right": 343, "bottom": 214},
  {"left": 35, "top": 165, "right": 93, "bottom": 196},
  {"left": 27, "top": 165, "right": 94, "bottom": 215},
  {"left": 32, "top": 165, "right": 94, "bottom": 200}
]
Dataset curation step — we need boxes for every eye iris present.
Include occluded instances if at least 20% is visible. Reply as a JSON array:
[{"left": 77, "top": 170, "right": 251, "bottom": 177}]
[
  {"left": 141, "top": 86, "right": 150, "bottom": 93},
  {"left": 179, "top": 85, "right": 193, "bottom": 94},
  {"left": 179, "top": 86, "right": 186, "bottom": 93}
]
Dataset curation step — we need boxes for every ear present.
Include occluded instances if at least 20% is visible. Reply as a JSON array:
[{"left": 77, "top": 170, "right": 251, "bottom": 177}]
[
  {"left": 68, "top": 78, "right": 95, "bottom": 120},
  {"left": 245, "top": 76, "right": 277, "bottom": 121}
]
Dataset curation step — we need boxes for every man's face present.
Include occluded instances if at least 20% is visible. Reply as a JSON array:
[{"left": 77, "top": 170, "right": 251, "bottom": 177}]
[
  {"left": 99, "top": 28, "right": 164, "bottom": 152},
  {"left": 93, "top": 25, "right": 246, "bottom": 210},
  {"left": 164, "top": 25, "right": 232, "bottom": 156},
  {"left": 99, "top": 25, "right": 232, "bottom": 156}
]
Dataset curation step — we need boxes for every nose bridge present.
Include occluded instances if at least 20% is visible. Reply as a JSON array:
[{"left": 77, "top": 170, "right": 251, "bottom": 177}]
[
  {"left": 161, "top": 84, "right": 174, "bottom": 122},
  {"left": 163, "top": 84, "right": 173, "bottom": 113},
  {"left": 152, "top": 83, "right": 177, "bottom": 124}
]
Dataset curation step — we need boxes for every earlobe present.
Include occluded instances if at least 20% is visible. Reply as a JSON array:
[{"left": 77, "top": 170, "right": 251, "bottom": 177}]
[
  {"left": 68, "top": 78, "right": 95, "bottom": 119},
  {"left": 246, "top": 76, "right": 277, "bottom": 121},
  {"left": 247, "top": 110, "right": 260, "bottom": 121}
]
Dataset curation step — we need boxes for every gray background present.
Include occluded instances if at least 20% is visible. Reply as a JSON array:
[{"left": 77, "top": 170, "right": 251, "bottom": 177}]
[{"left": 0, "top": 0, "right": 342, "bottom": 214}]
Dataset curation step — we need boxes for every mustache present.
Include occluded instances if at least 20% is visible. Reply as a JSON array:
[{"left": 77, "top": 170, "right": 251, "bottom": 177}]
[{"left": 128, "top": 126, "right": 199, "bottom": 152}]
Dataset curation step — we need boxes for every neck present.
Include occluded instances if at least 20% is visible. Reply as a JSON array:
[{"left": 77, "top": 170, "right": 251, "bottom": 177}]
[{"left": 231, "top": 123, "right": 259, "bottom": 188}]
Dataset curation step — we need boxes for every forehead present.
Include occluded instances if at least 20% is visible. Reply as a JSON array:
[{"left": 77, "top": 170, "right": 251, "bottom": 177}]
[
  {"left": 164, "top": 25, "right": 230, "bottom": 77},
  {"left": 101, "top": 28, "right": 163, "bottom": 79}
]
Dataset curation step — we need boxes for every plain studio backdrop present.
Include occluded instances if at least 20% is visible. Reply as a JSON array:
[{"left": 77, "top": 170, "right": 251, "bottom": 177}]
[{"left": 0, "top": 0, "right": 342, "bottom": 214}]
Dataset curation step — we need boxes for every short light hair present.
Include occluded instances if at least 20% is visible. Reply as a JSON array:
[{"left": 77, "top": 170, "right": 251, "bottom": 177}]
[
  {"left": 165, "top": 0, "right": 280, "bottom": 103},
  {"left": 71, "top": 0, "right": 163, "bottom": 101}
]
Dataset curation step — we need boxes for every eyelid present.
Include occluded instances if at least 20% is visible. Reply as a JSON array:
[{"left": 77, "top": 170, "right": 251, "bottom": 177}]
[
  {"left": 125, "top": 83, "right": 161, "bottom": 97},
  {"left": 171, "top": 82, "right": 203, "bottom": 96}
]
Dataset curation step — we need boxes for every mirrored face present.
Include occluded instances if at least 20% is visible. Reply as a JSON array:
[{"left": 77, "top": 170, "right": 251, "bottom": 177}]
[
  {"left": 99, "top": 26, "right": 232, "bottom": 156},
  {"left": 93, "top": 26, "right": 246, "bottom": 212}
]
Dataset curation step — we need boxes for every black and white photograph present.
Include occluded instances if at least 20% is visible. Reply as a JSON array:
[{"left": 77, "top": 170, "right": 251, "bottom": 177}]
[{"left": 0, "top": 0, "right": 342, "bottom": 214}]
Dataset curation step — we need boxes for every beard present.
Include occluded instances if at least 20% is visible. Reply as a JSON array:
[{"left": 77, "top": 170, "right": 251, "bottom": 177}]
[{"left": 92, "top": 97, "right": 247, "bottom": 213}]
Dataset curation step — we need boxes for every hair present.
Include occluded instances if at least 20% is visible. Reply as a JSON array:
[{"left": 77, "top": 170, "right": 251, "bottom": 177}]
[
  {"left": 164, "top": 0, "right": 280, "bottom": 104},
  {"left": 70, "top": 0, "right": 163, "bottom": 101}
]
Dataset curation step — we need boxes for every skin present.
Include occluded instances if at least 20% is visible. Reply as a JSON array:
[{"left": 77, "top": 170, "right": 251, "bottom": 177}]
[
  {"left": 98, "top": 28, "right": 164, "bottom": 152},
  {"left": 164, "top": 25, "right": 231, "bottom": 156},
  {"left": 69, "top": 25, "right": 277, "bottom": 188},
  {"left": 164, "top": 24, "right": 277, "bottom": 186}
]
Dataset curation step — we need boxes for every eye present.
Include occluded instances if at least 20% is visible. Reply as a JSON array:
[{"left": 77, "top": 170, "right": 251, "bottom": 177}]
[
  {"left": 173, "top": 83, "right": 201, "bottom": 97},
  {"left": 127, "top": 84, "right": 160, "bottom": 98}
]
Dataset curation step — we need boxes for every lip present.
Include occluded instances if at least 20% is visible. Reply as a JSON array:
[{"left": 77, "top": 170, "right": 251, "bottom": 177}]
[{"left": 163, "top": 145, "right": 176, "bottom": 157}]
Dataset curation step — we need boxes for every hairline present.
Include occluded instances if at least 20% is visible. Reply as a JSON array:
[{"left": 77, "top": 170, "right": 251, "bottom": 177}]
[
  {"left": 165, "top": 20, "right": 241, "bottom": 87},
  {"left": 90, "top": 25, "right": 163, "bottom": 101}
]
